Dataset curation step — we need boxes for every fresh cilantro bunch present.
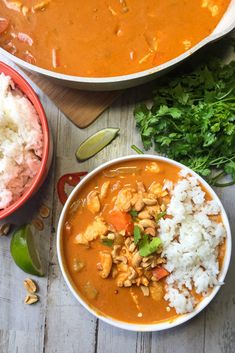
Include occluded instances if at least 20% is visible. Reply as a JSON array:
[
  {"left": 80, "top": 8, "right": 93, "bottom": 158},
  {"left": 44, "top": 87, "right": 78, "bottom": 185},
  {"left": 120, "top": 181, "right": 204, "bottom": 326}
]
[{"left": 134, "top": 55, "right": 235, "bottom": 187}]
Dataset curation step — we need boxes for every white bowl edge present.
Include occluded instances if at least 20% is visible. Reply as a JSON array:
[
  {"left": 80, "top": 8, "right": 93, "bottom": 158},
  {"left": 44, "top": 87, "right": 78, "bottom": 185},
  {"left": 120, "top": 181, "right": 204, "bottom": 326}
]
[{"left": 56, "top": 155, "right": 232, "bottom": 332}]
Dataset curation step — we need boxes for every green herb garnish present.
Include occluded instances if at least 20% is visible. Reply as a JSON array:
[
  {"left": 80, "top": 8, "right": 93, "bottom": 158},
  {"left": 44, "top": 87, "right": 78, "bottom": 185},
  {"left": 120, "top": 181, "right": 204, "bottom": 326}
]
[
  {"left": 134, "top": 225, "right": 162, "bottom": 256},
  {"left": 134, "top": 42, "right": 235, "bottom": 187},
  {"left": 134, "top": 225, "right": 142, "bottom": 244},
  {"left": 101, "top": 238, "right": 113, "bottom": 247},
  {"left": 139, "top": 234, "right": 162, "bottom": 257},
  {"left": 130, "top": 209, "right": 138, "bottom": 221},
  {"left": 155, "top": 211, "right": 166, "bottom": 222}
]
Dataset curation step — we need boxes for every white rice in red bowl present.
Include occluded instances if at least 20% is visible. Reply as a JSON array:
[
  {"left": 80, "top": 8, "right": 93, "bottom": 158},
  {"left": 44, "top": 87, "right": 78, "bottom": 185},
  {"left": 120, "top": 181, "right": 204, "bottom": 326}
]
[{"left": 0, "top": 63, "right": 52, "bottom": 219}]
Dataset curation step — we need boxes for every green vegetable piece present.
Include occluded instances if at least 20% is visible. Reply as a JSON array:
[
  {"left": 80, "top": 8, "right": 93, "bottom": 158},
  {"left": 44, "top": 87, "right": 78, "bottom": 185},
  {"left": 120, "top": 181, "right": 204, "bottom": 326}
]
[
  {"left": 129, "top": 209, "right": 138, "bottom": 220},
  {"left": 76, "top": 128, "right": 120, "bottom": 162},
  {"left": 83, "top": 281, "right": 98, "bottom": 300},
  {"left": 131, "top": 145, "right": 144, "bottom": 154},
  {"left": 139, "top": 235, "right": 162, "bottom": 257},
  {"left": 155, "top": 211, "right": 166, "bottom": 222},
  {"left": 101, "top": 238, "right": 114, "bottom": 247},
  {"left": 134, "top": 225, "right": 142, "bottom": 245}
]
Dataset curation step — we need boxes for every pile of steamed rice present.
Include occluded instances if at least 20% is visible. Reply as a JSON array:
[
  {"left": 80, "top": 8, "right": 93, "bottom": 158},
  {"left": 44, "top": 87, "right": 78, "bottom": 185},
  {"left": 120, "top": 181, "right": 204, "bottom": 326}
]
[
  {"left": 159, "top": 170, "right": 226, "bottom": 314},
  {"left": 0, "top": 72, "right": 43, "bottom": 209}
]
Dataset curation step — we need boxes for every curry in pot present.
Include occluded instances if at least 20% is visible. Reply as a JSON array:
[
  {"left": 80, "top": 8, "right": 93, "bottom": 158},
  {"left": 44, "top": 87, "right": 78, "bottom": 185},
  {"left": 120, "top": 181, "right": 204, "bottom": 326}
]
[
  {"left": 0, "top": 0, "right": 231, "bottom": 77},
  {"left": 61, "top": 160, "right": 226, "bottom": 324}
]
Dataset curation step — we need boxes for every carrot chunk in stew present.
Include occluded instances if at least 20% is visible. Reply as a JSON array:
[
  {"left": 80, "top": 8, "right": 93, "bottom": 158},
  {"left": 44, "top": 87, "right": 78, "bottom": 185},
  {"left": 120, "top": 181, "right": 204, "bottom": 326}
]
[{"left": 107, "top": 210, "right": 134, "bottom": 235}]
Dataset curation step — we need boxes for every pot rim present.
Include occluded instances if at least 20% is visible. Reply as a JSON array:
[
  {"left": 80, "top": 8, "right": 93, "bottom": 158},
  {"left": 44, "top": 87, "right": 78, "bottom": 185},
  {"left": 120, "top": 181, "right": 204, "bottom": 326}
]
[{"left": 1, "top": 3, "right": 235, "bottom": 86}]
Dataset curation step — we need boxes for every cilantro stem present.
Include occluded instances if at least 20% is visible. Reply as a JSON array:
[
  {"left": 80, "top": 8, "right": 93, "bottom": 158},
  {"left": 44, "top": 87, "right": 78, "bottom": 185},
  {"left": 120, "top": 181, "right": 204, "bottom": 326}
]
[
  {"left": 209, "top": 155, "right": 235, "bottom": 167},
  {"left": 216, "top": 89, "right": 234, "bottom": 100},
  {"left": 213, "top": 180, "right": 235, "bottom": 187},
  {"left": 165, "top": 118, "right": 182, "bottom": 132},
  {"left": 131, "top": 145, "right": 144, "bottom": 154},
  {"left": 210, "top": 171, "right": 225, "bottom": 183}
]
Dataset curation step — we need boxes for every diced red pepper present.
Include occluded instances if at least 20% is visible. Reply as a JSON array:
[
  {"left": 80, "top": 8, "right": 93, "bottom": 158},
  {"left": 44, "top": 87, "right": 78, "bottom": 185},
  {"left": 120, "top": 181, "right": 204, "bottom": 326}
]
[
  {"left": 152, "top": 267, "right": 169, "bottom": 281},
  {"left": 107, "top": 210, "right": 134, "bottom": 236},
  {"left": 57, "top": 171, "right": 87, "bottom": 205}
]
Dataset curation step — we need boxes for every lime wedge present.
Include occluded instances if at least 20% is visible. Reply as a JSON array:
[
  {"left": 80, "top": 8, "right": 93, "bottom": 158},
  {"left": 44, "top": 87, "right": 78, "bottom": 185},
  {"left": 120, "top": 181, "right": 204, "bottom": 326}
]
[
  {"left": 10, "top": 224, "right": 44, "bottom": 276},
  {"left": 76, "top": 128, "right": 120, "bottom": 162}
]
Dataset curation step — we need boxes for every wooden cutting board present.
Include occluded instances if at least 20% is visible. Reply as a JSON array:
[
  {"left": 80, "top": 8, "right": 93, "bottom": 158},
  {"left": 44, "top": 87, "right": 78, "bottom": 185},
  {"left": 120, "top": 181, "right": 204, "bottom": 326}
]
[{"left": 26, "top": 72, "right": 121, "bottom": 128}]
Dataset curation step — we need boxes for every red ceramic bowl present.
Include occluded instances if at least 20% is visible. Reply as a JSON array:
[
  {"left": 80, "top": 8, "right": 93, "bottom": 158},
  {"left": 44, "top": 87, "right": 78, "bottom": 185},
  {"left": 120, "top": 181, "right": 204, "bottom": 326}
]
[{"left": 0, "top": 61, "right": 53, "bottom": 220}]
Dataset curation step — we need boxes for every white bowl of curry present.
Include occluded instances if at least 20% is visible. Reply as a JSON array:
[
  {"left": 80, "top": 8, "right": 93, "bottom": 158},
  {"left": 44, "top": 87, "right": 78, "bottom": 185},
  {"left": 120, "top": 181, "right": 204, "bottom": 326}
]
[
  {"left": 57, "top": 155, "right": 231, "bottom": 331},
  {"left": 0, "top": 1, "right": 235, "bottom": 90}
]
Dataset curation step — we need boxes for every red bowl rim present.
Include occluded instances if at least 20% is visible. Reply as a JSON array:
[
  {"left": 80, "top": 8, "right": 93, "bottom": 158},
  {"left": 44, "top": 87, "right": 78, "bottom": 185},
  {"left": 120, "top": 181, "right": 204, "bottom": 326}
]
[{"left": 0, "top": 61, "right": 50, "bottom": 219}]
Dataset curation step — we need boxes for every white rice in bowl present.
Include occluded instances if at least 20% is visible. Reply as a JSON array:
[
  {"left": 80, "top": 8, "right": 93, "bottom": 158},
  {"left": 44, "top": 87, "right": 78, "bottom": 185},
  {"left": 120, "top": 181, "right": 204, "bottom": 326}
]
[
  {"left": 0, "top": 72, "right": 43, "bottom": 209},
  {"left": 160, "top": 170, "right": 226, "bottom": 315}
]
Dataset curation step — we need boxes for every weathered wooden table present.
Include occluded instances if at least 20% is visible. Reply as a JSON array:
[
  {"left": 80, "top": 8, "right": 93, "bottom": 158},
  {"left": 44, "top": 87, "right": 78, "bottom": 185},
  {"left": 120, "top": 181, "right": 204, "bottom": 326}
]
[{"left": 0, "top": 43, "right": 234, "bottom": 353}]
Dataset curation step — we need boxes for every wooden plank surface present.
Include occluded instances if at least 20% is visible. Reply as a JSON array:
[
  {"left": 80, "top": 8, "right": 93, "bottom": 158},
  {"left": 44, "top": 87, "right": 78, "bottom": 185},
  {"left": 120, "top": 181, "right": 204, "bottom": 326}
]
[
  {"left": 0, "top": 37, "right": 235, "bottom": 353},
  {"left": 25, "top": 71, "right": 121, "bottom": 129}
]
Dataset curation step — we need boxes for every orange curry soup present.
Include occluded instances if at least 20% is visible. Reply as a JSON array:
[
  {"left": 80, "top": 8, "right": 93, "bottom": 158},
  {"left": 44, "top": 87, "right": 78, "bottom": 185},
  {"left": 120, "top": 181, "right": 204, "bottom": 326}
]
[
  {"left": 61, "top": 160, "right": 225, "bottom": 324},
  {"left": 0, "top": 0, "right": 231, "bottom": 77}
]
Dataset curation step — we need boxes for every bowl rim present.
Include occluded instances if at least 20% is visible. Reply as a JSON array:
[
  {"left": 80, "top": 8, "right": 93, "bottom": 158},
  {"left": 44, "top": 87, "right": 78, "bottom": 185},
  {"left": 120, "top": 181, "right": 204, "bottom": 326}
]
[
  {"left": 0, "top": 61, "right": 50, "bottom": 219},
  {"left": 57, "top": 154, "right": 232, "bottom": 332},
  {"left": 0, "top": 3, "right": 234, "bottom": 85}
]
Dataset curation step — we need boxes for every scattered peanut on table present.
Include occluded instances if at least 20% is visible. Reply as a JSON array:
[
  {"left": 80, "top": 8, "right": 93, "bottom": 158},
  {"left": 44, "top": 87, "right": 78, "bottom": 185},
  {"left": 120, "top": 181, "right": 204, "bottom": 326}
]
[
  {"left": 23, "top": 278, "right": 39, "bottom": 305},
  {"left": 0, "top": 223, "right": 11, "bottom": 236}
]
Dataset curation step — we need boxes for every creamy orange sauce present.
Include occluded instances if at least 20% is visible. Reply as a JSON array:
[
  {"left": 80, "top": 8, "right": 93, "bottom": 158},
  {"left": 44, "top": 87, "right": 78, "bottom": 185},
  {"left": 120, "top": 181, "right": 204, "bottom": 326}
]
[
  {"left": 61, "top": 160, "right": 225, "bottom": 324},
  {"left": 0, "top": 0, "right": 231, "bottom": 77}
]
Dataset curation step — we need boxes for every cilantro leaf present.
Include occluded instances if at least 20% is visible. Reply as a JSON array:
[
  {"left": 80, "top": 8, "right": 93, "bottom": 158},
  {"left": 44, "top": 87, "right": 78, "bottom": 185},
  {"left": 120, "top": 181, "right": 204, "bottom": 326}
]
[
  {"left": 155, "top": 211, "right": 166, "bottom": 222},
  {"left": 129, "top": 209, "right": 138, "bottom": 221},
  {"left": 139, "top": 235, "right": 162, "bottom": 257},
  {"left": 225, "top": 161, "right": 235, "bottom": 181},
  {"left": 134, "top": 225, "right": 142, "bottom": 245},
  {"left": 101, "top": 239, "right": 113, "bottom": 247},
  {"left": 134, "top": 225, "right": 162, "bottom": 256}
]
